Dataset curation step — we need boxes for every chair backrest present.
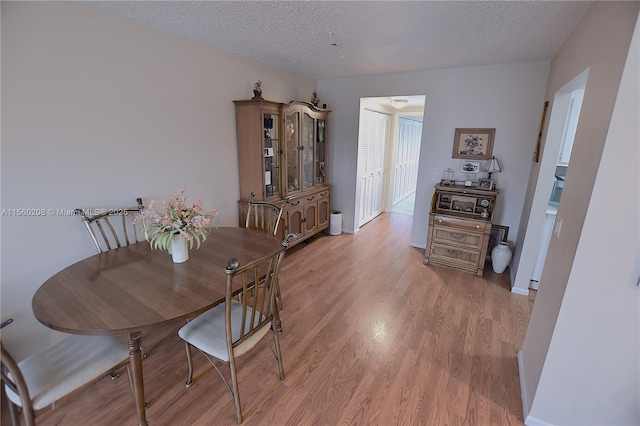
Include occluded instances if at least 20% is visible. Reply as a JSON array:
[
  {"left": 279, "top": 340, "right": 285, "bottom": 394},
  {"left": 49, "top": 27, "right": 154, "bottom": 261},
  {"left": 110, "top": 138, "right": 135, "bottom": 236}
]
[
  {"left": 224, "top": 233, "right": 297, "bottom": 353},
  {"left": 1, "top": 319, "right": 130, "bottom": 426},
  {"left": 1, "top": 319, "right": 34, "bottom": 425},
  {"left": 75, "top": 198, "right": 145, "bottom": 253},
  {"left": 1, "top": 343, "right": 35, "bottom": 425},
  {"left": 245, "top": 192, "right": 288, "bottom": 237}
]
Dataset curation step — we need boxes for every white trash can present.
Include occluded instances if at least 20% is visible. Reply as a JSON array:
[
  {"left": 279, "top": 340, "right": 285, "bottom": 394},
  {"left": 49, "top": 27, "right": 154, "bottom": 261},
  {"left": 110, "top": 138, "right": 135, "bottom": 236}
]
[{"left": 329, "top": 211, "right": 342, "bottom": 235}]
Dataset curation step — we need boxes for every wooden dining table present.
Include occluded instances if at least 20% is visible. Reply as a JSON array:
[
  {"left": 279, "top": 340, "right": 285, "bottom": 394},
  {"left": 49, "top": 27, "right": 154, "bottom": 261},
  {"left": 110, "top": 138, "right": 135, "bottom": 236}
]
[{"left": 32, "top": 227, "right": 282, "bottom": 426}]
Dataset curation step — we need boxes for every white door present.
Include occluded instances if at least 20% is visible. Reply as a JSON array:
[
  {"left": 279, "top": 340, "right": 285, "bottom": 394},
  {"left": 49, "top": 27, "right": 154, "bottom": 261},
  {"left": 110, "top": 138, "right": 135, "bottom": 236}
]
[
  {"left": 358, "top": 108, "right": 390, "bottom": 226},
  {"left": 393, "top": 117, "right": 422, "bottom": 204}
]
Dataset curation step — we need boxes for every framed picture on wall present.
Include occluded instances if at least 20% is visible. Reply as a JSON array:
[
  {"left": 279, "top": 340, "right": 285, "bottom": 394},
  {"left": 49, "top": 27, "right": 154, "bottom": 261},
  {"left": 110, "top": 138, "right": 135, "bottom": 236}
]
[
  {"left": 486, "top": 225, "right": 509, "bottom": 261},
  {"left": 452, "top": 128, "right": 495, "bottom": 160},
  {"left": 460, "top": 161, "right": 480, "bottom": 173}
]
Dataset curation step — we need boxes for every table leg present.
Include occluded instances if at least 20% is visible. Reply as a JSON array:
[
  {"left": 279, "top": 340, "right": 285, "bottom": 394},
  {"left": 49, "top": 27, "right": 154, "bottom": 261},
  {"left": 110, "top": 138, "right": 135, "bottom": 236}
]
[{"left": 127, "top": 332, "right": 148, "bottom": 426}]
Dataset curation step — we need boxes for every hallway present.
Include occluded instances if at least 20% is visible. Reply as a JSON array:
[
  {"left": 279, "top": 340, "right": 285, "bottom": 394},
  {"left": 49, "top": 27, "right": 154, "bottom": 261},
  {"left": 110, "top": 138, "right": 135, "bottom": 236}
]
[{"left": 391, "top": 191, "right": 415, "bottom": 216}]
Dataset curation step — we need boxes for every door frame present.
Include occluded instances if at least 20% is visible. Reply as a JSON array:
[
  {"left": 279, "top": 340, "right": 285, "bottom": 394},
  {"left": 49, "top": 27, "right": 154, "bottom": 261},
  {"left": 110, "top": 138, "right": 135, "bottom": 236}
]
[{"left": 355, "top": 96, "right": 426, "bottom": 232}]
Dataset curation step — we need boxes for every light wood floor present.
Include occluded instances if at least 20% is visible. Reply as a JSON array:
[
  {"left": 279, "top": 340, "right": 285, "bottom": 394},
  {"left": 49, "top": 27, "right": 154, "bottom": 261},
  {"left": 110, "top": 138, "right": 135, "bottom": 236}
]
[{"left": 3, "top": 212, "right": 535, "bottom": 425}]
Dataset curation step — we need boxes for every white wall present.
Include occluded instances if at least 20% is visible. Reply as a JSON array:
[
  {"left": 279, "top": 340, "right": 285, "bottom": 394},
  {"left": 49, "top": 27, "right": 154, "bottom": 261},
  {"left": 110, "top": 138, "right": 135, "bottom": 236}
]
[
  {"left": 0, "top": 2, "right": 316, "bottom": 358},
  {"left": 528, "top": 13, "right": 639, "bottom": 424},
  {"left": 511, "top": 1, "right": 640, "bottom": 295},
  {"left": 318, "top": 62, "right": 550, "bottom": 252},
  {"left": 517, "top": 3, "right": 640, "bottom": 424}
]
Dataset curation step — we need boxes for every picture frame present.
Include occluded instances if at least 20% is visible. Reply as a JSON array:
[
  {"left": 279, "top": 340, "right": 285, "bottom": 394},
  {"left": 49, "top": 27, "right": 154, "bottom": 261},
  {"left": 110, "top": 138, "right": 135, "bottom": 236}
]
[
  {"left": 486, "top": 225, "right": 509, "bottom": 261},
  {"left": 533, "top": 101, "right": 549, "bottom": 163},
  {"left": 461, "top": 161, "right": 480, "bottom": 173},
  {"left": 452, "top": 128, "right": 495, "bottom": 160},
  {"left": 478, "top": 178, "right": 493, "bottom": 190},
  {"left": 451, "top": 195, "right": 476, "bottom": 213}
]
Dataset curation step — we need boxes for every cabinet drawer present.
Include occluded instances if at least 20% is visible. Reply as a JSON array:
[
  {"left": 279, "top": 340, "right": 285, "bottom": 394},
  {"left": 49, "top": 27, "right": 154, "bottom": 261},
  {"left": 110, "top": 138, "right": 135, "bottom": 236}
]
[
  {"left": 432, "top": 226, "right": 484, "bottom": 250},
  {"left": 316, "top": 189, "right": 330, "bottom": 200},
  {"left": 432, "top": 215, "right": 489, "bottom": 232},
  {"left": 429, "top": 243, "right": 482, "bottom": 271},
  {"left": 286, "top": 188, "right": 329, "bottom": 211},
  {"left": 287, "top": 198, "right": 302, "bottom": 209}
]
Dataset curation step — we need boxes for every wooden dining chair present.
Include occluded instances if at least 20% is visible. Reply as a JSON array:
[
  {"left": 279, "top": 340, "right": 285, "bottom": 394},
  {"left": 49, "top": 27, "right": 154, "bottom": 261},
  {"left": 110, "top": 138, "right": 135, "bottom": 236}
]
[
  {"left": 75, "top": 198, "right": 149, "bottom": 360},
  {"left": 75, "top": 198, "right": 145, "bottom": 254},
  {"left": 177, "top": 233, "right": 298, "bottom": 424},
  {"left": 0, "top": 319, "right": 131, "bottom": 426},
  {"left": 244, "top": 192, "right": 288, "bottom": 237},
  {"left": 244, "top": 192, "right": 289, "bottom": 310}
]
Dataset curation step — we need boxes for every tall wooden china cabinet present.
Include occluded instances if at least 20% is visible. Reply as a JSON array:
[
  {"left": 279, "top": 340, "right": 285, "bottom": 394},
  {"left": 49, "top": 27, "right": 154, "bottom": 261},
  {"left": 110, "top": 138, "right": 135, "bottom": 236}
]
[
  {"left": 423, "top": 184, "right": 499, "bottom": 277},
  {"left": 234, "top": 99, "right": 330, "bottom": 246}
]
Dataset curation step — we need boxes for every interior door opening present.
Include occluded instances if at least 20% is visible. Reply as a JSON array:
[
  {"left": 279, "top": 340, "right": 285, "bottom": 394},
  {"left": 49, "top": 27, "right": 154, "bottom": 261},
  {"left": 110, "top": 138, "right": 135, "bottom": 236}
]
[
  {"left": 529, "top": 84, "right": 585, "bottom": 291},
  {"left": 391, "top": 115, "right": 423, "bottom": 216},
  {"left": 356, "top": 95, "right": 425, "bottom": 229},
  {"left": 511, "top": 67, "right": 589, "bottom": 293}
]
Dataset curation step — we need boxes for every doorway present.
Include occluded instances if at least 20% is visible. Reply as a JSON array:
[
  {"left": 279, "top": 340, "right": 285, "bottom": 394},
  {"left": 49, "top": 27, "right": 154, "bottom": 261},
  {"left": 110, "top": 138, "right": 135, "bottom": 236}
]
[
  {"left": 391, "top": 115, "right": 423, "bottom": 216},
  {"left": 356, "top": 95, "right": 425, "bottom": 229},
  {"left": 529, "top": 83, "right": 585, "bottom": 290},
  {"left": 512, "top": 68, "right": 589, "bottom": 293}
]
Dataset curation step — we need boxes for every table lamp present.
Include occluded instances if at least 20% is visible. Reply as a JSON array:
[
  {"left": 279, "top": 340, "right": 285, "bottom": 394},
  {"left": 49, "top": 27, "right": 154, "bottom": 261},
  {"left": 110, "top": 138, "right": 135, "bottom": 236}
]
[{"left": 484, "top": 156, "right": 501, "bottom": 180}]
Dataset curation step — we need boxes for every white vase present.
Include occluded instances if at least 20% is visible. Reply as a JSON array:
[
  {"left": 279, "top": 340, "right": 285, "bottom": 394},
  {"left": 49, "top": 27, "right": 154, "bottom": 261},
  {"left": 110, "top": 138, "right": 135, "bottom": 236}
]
[
  {"left": 171, "top": 234, "right": 189, "bottom": 263},
  {"left": 491, "top": 242, "right": 512, "bottom": 274}
]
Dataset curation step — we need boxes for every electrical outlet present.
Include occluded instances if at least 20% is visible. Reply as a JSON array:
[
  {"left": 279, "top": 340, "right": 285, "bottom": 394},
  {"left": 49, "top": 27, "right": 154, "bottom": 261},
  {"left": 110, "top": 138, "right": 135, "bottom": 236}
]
[{"left": 553, "top": 217, "right": 563, "bottom": 237}]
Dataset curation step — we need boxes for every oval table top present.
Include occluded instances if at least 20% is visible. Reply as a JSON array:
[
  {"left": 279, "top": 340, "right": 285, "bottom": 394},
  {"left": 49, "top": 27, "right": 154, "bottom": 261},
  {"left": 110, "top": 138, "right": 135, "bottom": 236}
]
[{"left": 32, "top": 227, "right": 282, "bottom": 335}]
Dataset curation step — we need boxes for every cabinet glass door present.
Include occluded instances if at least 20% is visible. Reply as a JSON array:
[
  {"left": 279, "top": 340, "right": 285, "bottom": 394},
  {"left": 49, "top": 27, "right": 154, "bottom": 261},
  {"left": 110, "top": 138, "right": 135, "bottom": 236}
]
[
  {"left": 285, "top": 110, "right": 300, "bottom": 193},
  {"left": 263, "top": 111, "right": 280, "bottom": 199},
  {"left": 316, "top": 119, "right": 326, "bottom": 185},
  {"left": 302, "top": 113, "right": 314, "bottom": 189}
]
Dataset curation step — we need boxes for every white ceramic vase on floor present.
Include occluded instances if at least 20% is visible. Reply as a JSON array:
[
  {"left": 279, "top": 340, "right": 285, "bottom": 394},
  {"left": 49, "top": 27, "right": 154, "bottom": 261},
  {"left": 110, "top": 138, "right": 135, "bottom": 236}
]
[
  {"left": 491, "top": 242, "right": 512, "bottom": 274},
  {"left": 171, "top": 234, "right": 189, "bottom": 263}
]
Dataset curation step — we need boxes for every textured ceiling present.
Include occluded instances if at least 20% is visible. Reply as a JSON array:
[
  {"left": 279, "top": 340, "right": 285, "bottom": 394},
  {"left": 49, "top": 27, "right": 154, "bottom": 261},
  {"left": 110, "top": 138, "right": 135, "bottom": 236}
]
[{"left": 76, "top": 1, "right": 592, "bottom": 80}]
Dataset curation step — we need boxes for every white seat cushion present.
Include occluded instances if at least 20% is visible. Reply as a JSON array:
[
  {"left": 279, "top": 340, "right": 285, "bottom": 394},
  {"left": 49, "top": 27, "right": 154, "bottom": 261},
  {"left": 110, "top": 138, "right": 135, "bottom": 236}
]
[
  {"left": 178, "top": 301, "right": 269, "bottom": 362},
  {"left": 5, "top": 334, "right": 129, "bottom": 411}
]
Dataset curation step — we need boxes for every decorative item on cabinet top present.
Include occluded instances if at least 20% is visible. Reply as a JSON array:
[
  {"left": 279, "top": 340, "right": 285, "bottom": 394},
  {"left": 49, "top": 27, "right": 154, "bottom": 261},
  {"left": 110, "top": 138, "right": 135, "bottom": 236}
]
[
  {"left": 461, "top": 161, "right": 480, "bottom": 173},
  {"left": 252, "top": 80, "right": 263, "bottom": 99},
  {"left": 478, "top": 178, "right": 493, "bottom": 190},
  {"left": 441, "top": 168, "right": 455, "bottom": 185},
  {"left": 484, "top": 156, "right": 501, "bottom": 179},
  {"left": 311, "top": 90, "right": 320, "bottom": 107}
]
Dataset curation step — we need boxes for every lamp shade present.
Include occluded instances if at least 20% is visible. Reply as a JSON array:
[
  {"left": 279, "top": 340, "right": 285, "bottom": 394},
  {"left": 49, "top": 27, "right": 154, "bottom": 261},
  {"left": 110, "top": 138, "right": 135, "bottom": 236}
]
[{"left": 485, "top": 156, "right": 501, "bottom": 175}]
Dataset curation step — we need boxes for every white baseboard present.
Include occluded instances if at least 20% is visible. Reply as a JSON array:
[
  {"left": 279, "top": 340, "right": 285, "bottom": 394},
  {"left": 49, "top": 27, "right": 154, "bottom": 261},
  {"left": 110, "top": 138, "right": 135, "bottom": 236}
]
[
  {"left": 410, "top": 242, "right": 427, "bottom": 249},
  {"left": 511, "top": 286, "right": 529, "bottom": 296},
  {"left": 524, "top": 415, "right": 552, "bottom": 426},
  {"left": 518, "top": 351, "right": 530, "bottom": 420},
  {"left": 337, "top": 227, "right": 357, "bottom": 235},
  {"left": 518, "top": 351, "right": 552, "bottom": 426}
]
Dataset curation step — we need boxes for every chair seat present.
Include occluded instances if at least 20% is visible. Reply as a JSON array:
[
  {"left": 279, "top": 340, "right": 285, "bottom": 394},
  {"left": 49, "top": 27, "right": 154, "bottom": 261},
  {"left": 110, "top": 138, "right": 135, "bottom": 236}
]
[
  {"left": 178, "top": 301, "right": 269, "bottom": 362},
  {"left": 4, "top": 334, "right": 128, "bottom": 411}
]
